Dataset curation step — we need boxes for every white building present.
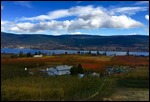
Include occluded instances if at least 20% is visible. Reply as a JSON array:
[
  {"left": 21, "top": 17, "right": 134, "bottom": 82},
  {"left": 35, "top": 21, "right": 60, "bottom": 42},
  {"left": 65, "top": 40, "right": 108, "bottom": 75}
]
[
  {"left": 25, "top": 68, "right": 27, "bottom": 71},
  {"left": 47, "top": 68, "right": 58, "bottom": 76},
  {"left": 90, "top": 72, "right": 100, "bottom": 77},
  {"left": 78, "top": 74, "right": 84, "bottom": 78},
  {"left": 46, "top": 65, "right": 73, "bottom": 76},
  {"left": 33, "top": 55, "right": 43, "bottom": 57}
]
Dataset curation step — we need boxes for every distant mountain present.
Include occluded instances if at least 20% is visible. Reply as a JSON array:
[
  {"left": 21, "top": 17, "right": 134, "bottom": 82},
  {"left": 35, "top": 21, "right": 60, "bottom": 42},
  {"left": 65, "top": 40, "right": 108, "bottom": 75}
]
[{"left": 1, "top": 32, "right": 149, "bottom": 51}]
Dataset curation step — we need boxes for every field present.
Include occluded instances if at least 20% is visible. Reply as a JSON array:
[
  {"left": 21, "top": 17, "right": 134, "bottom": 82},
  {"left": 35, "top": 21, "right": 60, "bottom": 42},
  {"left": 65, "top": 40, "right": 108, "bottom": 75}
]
[
  {"left": 110, "top": 88, "right": 149, "bottom": 101},
  {"left": 1, "top": 54, "right": 149, "bottom": 101}
]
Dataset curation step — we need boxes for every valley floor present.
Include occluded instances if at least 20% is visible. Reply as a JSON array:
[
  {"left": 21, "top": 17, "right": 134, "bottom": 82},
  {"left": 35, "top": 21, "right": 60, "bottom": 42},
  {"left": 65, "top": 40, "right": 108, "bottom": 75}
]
[{"left": 1, "top": 54, "right": 149, "bottom": 101}]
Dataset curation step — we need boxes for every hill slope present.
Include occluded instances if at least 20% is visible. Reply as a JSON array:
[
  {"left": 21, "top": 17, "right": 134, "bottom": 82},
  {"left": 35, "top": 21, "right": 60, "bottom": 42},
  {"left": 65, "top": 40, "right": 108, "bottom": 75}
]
[{"left": 1, "top": 32, "right": 149, "bottom": 51}]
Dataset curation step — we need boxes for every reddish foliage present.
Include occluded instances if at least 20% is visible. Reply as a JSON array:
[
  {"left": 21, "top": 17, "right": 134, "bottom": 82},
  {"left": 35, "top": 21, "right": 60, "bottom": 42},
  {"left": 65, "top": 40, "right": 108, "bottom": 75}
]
[
  {"left": 1, "top": 57, "right": 65, "bottom": 64},
  {"left": 108, "top": 56, "right": 149, "bottom": 66},
  {"left": 1, "top": 55, "right": 148, "bottom": 71},
  {"left": 82, "top": 61, "right": 107, "bottom": 71}
]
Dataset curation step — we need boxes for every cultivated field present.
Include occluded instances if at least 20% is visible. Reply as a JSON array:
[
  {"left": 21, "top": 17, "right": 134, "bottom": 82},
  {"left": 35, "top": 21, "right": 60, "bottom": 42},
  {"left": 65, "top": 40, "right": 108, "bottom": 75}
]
[{"left": 1, "top": 54, "right": 149, "bottom": 101}]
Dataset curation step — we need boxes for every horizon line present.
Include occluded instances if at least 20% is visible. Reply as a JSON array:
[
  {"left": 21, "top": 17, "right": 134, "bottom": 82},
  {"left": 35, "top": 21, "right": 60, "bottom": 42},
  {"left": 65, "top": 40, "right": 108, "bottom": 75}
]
[{"left": 1, "top": 31, "right": 149, "bottom": 36}]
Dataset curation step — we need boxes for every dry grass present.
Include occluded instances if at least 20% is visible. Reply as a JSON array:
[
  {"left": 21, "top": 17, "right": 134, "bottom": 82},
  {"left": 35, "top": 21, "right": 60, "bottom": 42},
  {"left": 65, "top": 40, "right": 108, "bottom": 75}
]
[
  {"left": 110, "top": 88, "right": 149, "bottom": 101},
  {"left": 77, "top": 56, "right": 112, "bottom": 61}
]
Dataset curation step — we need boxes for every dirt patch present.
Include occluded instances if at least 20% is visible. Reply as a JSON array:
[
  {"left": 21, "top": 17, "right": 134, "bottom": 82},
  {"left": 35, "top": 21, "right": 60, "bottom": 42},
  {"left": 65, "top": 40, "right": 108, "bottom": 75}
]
[{"left": 110, "top": 88, "right": 149, "bottom": 101}]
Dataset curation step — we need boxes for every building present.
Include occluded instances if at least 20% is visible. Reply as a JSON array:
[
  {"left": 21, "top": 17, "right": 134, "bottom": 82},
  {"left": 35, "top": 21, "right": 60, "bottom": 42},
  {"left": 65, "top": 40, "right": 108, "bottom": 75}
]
[
  {"left": 46, "top": 65, "right": 73, "bottom": 76},
  {"left": 105, "top": 67, "right": 126, "bottom": 75},
  {"left": 105, "top": 67, "right": 114, "bottom": 75},
  {"left": 78, "top": 74, "right": 84, "bottom": 78},
  {"left": 33, "top": 55, "right": 43, "bottom": 57},
  {"left": 114, "top": 68, "right": 126, "bottom": 74},
  {"left": 47, "top": 68, "right": 58, "bottom": 76},
  {"left": 90, "top": 72, "right": 100, "bottom": 77}
]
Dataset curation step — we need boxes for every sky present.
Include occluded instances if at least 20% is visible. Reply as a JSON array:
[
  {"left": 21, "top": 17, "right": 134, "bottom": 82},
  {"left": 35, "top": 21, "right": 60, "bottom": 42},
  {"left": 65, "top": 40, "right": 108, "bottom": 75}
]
[{"left": 1, "top": 1, "right": 149, "bottom": 36}]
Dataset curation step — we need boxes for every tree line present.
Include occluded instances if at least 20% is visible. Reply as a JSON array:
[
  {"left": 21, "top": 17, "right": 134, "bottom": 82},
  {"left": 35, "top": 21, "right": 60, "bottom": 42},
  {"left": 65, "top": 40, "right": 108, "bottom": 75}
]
[{"left": 11, "top": 51, "right": 43, "bottom": 58}]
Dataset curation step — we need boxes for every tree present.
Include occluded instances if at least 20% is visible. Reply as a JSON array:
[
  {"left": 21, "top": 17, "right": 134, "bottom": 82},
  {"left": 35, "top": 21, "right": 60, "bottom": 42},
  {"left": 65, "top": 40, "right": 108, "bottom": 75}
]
[
  {"left": 70, "top": 67, "right": 78, "bottom": 75},
  {"left": 88, "top": 51, "right": 91, "bottom": 55},
  {"left": 38, "top": 51, "right": 41, "bottom": 55},
  {"left": 26, "top": 52, "right": 33, "bottom": 57},
  {"left": 81, "top": 52, "right": 84, "bottom": 55},
  {"left": 19, "top": 51, "right": 25, "bottom": 57},
  {"left": 77, "top": 64, "right": 84, "bottom": 74},
  {"left": 70, "top": 64, "right": 84, "bottom": 75},
  {"left": 52, "top": 52, "right": 55, "bottom": 56},
  {"left": 126, "top": 50, "right": 129, "bottom": 56},
  {"left": 96, "top": 51, "right": 99, "bottom": 55},
  {"left": 77, "top": 51, "right": 80, "bottom": 54},
  {"left": 34, "top": 52, "right": 38, "bottom": 55},
  {"left": 103, "top": 52, "right": 106, "bottom": 55},
  {"left": 11, "top": 54, "right": 18, "bottom": 58}
]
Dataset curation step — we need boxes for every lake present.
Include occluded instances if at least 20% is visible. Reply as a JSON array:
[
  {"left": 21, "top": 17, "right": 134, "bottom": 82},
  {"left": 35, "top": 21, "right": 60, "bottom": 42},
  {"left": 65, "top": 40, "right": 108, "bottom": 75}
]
[{"left": 1, "top": 48, "right": 149, "bottom": 56}]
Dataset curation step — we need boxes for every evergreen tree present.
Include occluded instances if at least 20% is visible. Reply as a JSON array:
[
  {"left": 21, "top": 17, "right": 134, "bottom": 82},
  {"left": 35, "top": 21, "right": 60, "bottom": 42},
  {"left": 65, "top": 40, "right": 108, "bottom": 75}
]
[
  {"left": 70, "top": 67, "right": 77, "bottom": 75},
  {"left": 77, "top": 64, "right": 84, "bottom": 74},
  {"left": 34, "top": 52, "right": 38, "bottom": 55},
  {"left": 88, "top": 51, "right": 91, "bottom": 55},
  {"left": 77, "top": 51, "right": 80, "bottom": 54},
  {"left": 126, "top": 50, "right": 129, "bottom": 56},
  {"left": 96, "top": 51, "right": 99, "bottom": 55},
  {"left": 52, "top": 52, "right": 55, "bottom": 55},
  {"left": 103, "top": 52, "right": 106, "bottom": 55},
  {"left": 38, "top": 51, "right": 41, "bottom": 55},
  {"left": 19, "top": 51, "right": 24, "bottom": 57},
  {"left": 70, "top": 64, "right": 84, "bottom": 75},
  {"left": 26, "top": 52, "right": 32, "bottom": 57}
]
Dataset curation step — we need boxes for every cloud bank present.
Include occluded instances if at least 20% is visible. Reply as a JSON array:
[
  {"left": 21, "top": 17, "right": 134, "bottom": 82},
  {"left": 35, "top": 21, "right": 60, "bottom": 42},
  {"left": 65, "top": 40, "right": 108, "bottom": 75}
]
[{"left": 1, "top": 5, "right": 146, "bottom": 34}]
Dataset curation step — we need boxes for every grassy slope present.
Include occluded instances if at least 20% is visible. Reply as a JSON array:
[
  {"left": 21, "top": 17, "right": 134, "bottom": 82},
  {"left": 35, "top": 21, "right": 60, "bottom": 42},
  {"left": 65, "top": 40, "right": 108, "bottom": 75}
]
[{"left": 1, "top": 54, "right": 149, "bottom": 101}]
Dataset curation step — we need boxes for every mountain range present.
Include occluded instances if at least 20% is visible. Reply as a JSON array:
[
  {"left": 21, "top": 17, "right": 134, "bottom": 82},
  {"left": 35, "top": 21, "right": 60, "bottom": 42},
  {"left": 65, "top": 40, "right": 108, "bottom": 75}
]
[{"left": 1, "top": 32, "right": 149, "bottom": 52}]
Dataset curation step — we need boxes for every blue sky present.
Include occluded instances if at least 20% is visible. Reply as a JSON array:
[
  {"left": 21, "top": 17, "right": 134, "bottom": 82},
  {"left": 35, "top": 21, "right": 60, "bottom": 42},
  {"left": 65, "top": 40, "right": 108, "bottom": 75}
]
[{"left": 1, "top": 1, "right": 149, "bottom": 36}]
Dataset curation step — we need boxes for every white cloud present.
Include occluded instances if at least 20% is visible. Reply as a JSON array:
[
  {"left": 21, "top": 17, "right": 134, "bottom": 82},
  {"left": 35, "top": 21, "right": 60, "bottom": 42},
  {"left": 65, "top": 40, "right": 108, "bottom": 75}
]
[
  {"left": 1, "top": 21, "right": 8, "bottom": 25},
  {"left": 2, "top": 5, "right": 144, "bottom": 34},
  {"left": 132, "top": 33, "right": 138, "bottom": 35},
  {"left": 125, "top": 33, "right": 139, "bottom": 35},
  {"left": 2, "top": 15, "right": 143, "bottom": 33},
  {"left": 21, "top": 5, "right": 101, "bottom": 21},
  {"left": 111, "top": 15, "right": 143, "bottom": 28},
  {"left": 1, "top": 20, "right": 16, "bottom": 31},
  {"left": 10, "top": 27, "right": 21, "bottom": 32},
  {"left": 22, "top": 9, "right": 70, "bottom": 21},
  {"left": 135, "top": 1, "right": 149, "bottom": 5},
  {"left": 14, "top": 1, "right": 32, "bottom": 8},
  {"left": 21, "top": 6, "right": 147, "bottom": 21},
  {"left": 70, "top": 32, "right": 82, "bottom": 34},
  {"left": 110, "top": 7, "right": 148, "bottom": 15},
  {"left": 145, "top": 15, "right": 149, "bottom": 20}
]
